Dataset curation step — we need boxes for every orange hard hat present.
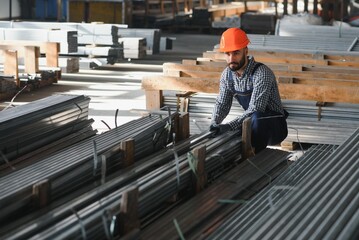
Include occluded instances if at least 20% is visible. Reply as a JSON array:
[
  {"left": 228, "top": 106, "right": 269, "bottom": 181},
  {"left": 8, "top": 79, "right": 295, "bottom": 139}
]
[{"left": 219, "top": 28, "right": 250, "bottom": 52}]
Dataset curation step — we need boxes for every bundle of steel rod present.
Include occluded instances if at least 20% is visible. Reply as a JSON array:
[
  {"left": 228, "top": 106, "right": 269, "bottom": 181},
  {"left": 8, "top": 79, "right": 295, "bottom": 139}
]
[
  {"left": 206, "top": 144, "right": 336, "bottom": 239},
  {"left": 0, "top": 28, "right": 78, "bottom": 54},
  {"left": 209, "top": 128, "right": 359, "bottom": 239},
  {"left": 276, "top": 19, "right": 359, "bottom": 39},
  {"left": 118, "top": 28, "right": 161, "bottom": 55},
  {"left": 0, "top": 112, "right": 177, "bottom": 226},
  {"left": 139, "top": 148, "right": 290, "bottom": 239},
  {"left": 0, "top": 131, "right": 211, "bottom": 238},
  {"left": 0, "top": 94, "right": 93, "bottom": 166},
  {"left": 1, "top": 131, "right": 243, "bottom": 239},
  {"left": 247, "top": 34, "right": 359, "bottom": 52},
  {"left": 0, "top": 21, "right": 124, "bottom": 46},
  {"left": 163, "top": 93, "right": 359, "bottom": 145}
]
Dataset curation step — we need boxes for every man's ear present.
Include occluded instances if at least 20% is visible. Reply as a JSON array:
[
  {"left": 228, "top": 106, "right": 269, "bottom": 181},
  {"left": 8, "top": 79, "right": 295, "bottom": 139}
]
[{"left": 244, "top": 47, "right": 248, "bottom": 55}]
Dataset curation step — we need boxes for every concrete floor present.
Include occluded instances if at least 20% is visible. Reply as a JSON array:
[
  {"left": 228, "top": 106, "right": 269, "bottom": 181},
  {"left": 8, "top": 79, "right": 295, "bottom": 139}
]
[{"left": 0, "top": 33, "right": 221, "bottom": 133}]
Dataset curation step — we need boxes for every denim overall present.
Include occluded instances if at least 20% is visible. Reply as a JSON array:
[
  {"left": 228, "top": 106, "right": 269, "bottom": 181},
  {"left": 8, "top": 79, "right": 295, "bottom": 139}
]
[{"left": 229, "top": 63, "right": 288, "bottom": 153}]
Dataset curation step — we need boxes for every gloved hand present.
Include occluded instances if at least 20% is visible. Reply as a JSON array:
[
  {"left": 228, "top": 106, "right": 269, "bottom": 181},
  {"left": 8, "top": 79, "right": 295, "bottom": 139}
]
[{"left": 209, "top": 124, "right": 231, "bottom": 137}]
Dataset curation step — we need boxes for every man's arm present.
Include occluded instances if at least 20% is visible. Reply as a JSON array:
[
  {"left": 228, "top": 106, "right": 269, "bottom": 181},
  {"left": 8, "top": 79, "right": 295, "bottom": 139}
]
[{"left": 211, "top": 71, "right": 233, "bottom": 125}]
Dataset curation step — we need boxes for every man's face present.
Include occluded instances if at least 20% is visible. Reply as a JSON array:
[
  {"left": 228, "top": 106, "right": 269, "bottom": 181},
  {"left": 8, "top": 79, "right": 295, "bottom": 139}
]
[{"left": 224, "top": 48, "right": 247, "bottom": 71}]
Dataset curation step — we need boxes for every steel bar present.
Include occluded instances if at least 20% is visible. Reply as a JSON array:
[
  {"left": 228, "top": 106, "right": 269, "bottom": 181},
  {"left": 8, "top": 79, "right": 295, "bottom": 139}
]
[
  {"left": 1, "top": 131, "right": 238, "bottom": 239},
  {"left": 212, "top": 128, "right": 359, "bottom": 240},
  {"left": 0, "top": 21, "right": 126, "bottom": 46},
  {"left": 0, "top": 28, "right": 77, "bottom": 53},
  {"left": 0, "top": 94, "right": 92, "bottom": 162},
  {"left": 163, "top": 93, "right": 359, "bottom": 145},
  {"left": 247, "top": 34, "right": 359, "bottom": 52},
  {"left": 207, "top": 144, "right": 336, "bottom": 239},
  {"left": 0, "top": 113, "right": 176, "bottom": 224},
  {"left": 139, "top": 148, "right": 290, "bottom": 239}
]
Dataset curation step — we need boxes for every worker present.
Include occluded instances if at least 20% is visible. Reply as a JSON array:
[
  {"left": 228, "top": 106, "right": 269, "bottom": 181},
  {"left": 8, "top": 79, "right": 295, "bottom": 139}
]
[{"left": 209, "top": 28, "right": 288, "bottom": 154}]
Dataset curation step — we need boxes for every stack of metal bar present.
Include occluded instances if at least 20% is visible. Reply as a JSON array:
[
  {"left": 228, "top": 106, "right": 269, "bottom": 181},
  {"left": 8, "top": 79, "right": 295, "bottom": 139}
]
[
  {"left": 207, "top": 127, "right": 359, "bottom": 239},
  {"left": 163, "top": 93, "right": 359, "bottom": 145},
  {"left": 0, "top": 28, "right": 78, "bottom": 54},
  {"left": 0, "top": 112, "right": 176, "bottom": 229},
  {"left": 139, "top": 148, "right": 290, "bottom": 239},
  {"left": 0, "top": 94, "right": 95, "bottom": 172},
  {"left": 276, "top": 19, "right": 359, "bottom": 39},
  {"left": 205, "top": 144, "right": 336, "bottom": 239},
  {"left": 247, "top": 34, "right": 359, "bottom": 52},
  {"left": 0, "top": 21, "right": 125, "bottom": 68},
  {"left": 0, "top": 129, "right": 244, "bottom": 239},
  {"left": 118, "top": 37, "right": 147, "bottom": 59},
  {"left": 0, "top": 21, "right": 126, "bottom": 46},
  {"left": 117, "top": 28, "right": 161, "bottom": 55}
]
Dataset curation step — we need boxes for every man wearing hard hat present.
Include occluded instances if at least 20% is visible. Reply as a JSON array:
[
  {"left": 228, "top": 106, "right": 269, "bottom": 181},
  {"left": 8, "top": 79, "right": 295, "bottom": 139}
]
[{"left": 210, "top": 28, "right": 288, "bottom": 154}]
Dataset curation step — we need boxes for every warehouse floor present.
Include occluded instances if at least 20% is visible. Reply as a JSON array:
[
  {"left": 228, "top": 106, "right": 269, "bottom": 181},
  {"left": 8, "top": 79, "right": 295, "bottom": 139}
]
[{"left": 0, "top": 33, "right": 221, "bottom": 133}]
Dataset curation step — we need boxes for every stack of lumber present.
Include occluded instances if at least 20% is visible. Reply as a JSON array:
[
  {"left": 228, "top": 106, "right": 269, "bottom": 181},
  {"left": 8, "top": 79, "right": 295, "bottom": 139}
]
[
  {"left": 0, "top": 40, "right": 62, "bottom": 99},
  {"left": 141, "top": 35, "right": 359, "bottom": 146}
]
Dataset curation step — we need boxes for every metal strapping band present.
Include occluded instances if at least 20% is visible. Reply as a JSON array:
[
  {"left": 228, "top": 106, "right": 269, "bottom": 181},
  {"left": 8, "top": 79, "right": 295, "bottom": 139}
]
[
  {"left": 71, "top": 208, "right": 87, "bottom": 240},
  {"left": 93, "top": 140, "right": 99, "bottom": 176},
  {"left": 246, "top": 158, "right": 272, "bottom": 184}
]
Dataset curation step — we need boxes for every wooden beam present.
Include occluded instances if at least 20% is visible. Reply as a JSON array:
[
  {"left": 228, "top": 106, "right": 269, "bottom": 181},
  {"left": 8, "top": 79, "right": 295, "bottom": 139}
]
[
  {"left": 4, "top": 50, "right": 19, "bottom": 85},
  {"left": 45, "top": 42, "right": 60, "bottom": 67},
  {"left": 121, "top": 139, "right": 135, "bottom": 168},
  {"left": 142, "top": 76, "right": 219, "bottom": 93},
  {"left": 278, "top": 84, "right": 359, "bottom": 104},
  {"left": 176, "top": 112, "right": 190, "bottom": 142},
  {"left": 24, "top": 46, "right": 40, "bottom": 74},
  {"left": 0, "top": 41, "right": 60, "bottom": 68},
  {"left": 191, "top": 145, "right": 207, "bottom": 193},
  {"left": 32, "top": 179, "right": 51, "bottom": 208},
  {"left": 142, "top": 75, "right": 359, "bottom": 104},
  {"left": 119, "top": 186, "right": 140, "bottom": 236},
  {"left": 145, "top": 90, "right": 163, "bottom": 110},
  {"left": 242, "top": 117, "right": 254, "bottom": 159}
]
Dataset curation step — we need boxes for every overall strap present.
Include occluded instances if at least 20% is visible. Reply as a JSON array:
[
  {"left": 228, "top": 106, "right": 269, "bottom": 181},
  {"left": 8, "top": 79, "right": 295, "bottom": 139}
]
[{"left": 249, "top": 62, "right": 263, "bottom": 82}]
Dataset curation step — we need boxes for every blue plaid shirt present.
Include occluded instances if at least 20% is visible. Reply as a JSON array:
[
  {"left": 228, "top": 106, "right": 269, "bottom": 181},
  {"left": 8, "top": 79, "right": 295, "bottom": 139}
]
[{"left": 211, "top": 56, "right": 285, "bottom": 130}]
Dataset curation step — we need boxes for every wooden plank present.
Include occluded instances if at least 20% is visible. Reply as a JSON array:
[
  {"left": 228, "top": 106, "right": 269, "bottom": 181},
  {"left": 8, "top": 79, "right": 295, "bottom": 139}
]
[
  {"left": 278, "top": 84, "right": 359, "bottom": 104},
  {"left": 142, "top": 75, "right": 359, "bottom": 104},
  {"left": 24, "top": 46, "right": 40, "bottom": 74},
  {"left": 204, "top": 50, "right": 359, "bottom": 63},
  {"left": 142, "top": 76, "right": 219, "bottom": 93},
  {"left": 177, "top": 112, "right": 190, "bottom": 142},
  {"left": 119, "top": 186, "right": 140, "bottom": 236},
  {"left": 192, "top": 145, "right": 207, "bottom": 193},
  {"left": 45, "top": 42, "right": 60, "bottom": 67},
  {"left": 163, "top": 62, "right": 224, "bottom": 73},
  {"left": 4, "top": 50, "right": 18, "bottom": 82},
  {"left": 203, "top": 50, "right": 359, "bottom": 68},
  {"left": 145, "top": 90, "right": 163, "bottom": 110},
  {"left": 242, "top": 117, "right": 254, "bottom": 159},
  {"left": 32, "top": 179, "right": 51, "bottom": 208},
  {"left": 121, "top": 139, "right": 135, "bottom": 168}
]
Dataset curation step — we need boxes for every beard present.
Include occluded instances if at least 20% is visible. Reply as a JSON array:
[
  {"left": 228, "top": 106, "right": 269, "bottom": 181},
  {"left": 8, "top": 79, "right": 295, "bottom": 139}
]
[{"left": 228, "top": 57, "right": 246, "bottom": 71}]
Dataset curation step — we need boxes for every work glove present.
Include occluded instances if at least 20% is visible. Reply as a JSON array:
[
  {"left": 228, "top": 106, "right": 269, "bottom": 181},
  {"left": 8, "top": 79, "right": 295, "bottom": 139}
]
[{"left": 209, "top": 124, "right": 231, "bottom": 137}]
